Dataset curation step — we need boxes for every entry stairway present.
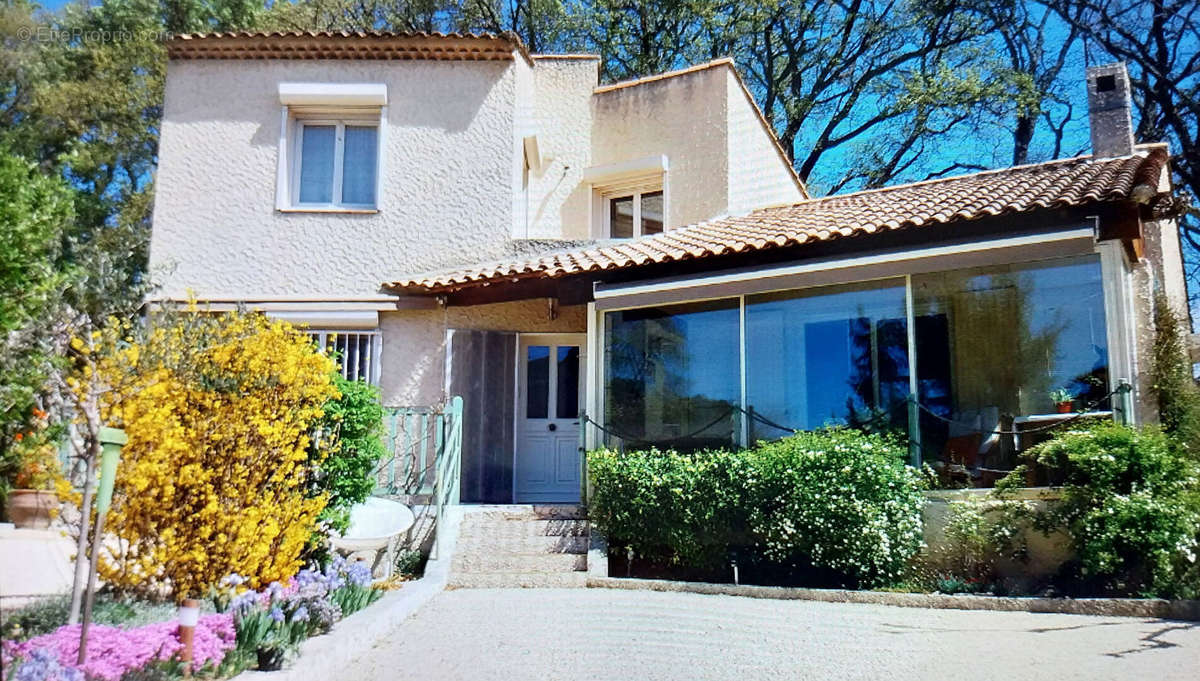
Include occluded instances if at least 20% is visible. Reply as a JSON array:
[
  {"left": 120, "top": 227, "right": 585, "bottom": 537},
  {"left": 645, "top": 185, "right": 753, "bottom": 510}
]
[{"left": 447, "top": 505, "right": 589, "bottom": 589}]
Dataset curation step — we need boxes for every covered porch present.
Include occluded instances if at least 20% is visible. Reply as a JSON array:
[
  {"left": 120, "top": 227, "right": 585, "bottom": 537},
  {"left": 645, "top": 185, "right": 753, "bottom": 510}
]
[{"left": 385, "top": 149, "right": 1169, "bottom": 497}]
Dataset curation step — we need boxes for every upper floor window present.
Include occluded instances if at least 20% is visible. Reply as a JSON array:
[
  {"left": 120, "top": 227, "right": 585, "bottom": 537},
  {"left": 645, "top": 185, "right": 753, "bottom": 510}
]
[
  {"left": 294, "top": 120, "right": 379, "bottom": 209},
  {"left": 585, "top": 155, "right": 669, "bottom": 239},
  {"left": 276, "top": 82, "right": 387, "bottom": 213},
  {"left": 608, "top": 190, "right": 664, "bottom": 238}
]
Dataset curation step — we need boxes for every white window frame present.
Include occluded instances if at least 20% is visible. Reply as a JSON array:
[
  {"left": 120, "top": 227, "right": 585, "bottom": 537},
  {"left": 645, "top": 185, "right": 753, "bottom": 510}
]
[
  {"left": 290, "top": 118, "right": 381, "bottom": 211},
  {"left": 309, "top": 328, "right": 383, "bottom": 385},
  {"left": 603, "top": 187, "right": 665, "bottom": 239}
]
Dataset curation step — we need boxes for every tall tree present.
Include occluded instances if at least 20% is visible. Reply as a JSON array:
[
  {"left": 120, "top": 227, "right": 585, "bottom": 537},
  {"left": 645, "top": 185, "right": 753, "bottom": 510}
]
[{"left": 1048, "top": 0, "right": 1199, "bottom": 311}]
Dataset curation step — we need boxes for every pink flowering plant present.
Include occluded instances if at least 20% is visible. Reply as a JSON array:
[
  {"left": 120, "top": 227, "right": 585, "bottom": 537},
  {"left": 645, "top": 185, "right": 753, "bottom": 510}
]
[{"left": 1, "top": 614, "right": 234, "bottom": 681}]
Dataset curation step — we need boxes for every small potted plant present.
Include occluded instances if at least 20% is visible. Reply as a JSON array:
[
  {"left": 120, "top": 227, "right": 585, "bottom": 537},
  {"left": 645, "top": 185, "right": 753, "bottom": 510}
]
[
  {"left": 3, "top": 409, "right": 64, "bottom": 529},
  {"left": 1049, "top": 388, "right": 1075, "bottom": 414}
]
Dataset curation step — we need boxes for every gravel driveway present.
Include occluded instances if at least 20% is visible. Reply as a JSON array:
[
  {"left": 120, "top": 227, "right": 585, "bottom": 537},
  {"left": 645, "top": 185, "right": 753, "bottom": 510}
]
[{"left": 344, "top": 588, "right": 1199, "bottom": 680}]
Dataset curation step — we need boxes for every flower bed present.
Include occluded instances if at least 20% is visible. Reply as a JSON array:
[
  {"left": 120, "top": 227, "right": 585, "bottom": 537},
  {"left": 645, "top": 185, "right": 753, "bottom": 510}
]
[
  {"left": 1, "top": 557, "right": 383, "bottom": 680},
  {"left": 3, "top": 616, "right": 234, "bottom": 681}
]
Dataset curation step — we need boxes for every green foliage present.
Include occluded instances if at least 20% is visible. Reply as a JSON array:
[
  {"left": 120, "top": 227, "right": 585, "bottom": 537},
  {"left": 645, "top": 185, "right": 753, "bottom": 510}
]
[
  {"left": 586, "top": 447, "right": 743, "bottom": 570},
  {"left": 0, "top": 149, "right": 72, "bottom": 466},
  {"left": 393, "top": 549, "right": 424, "bottom": 578},
  {"left": 1151, "top": 291, "right": 1200, "bottom": 457},
  {"left": 310, "top": 375, "right": 386, "bottom": 531},
  {"left": 999, "top": 423, "right": 1200, "bottom": 598},
  {"left": 744, "top": 430, "right": 926, "bottom": 588},
  {"left": 587, "top": 429, "right": 925, "bottom": 587},
  {"left": 0, "top": 594, "right": 177, "bottom": 641},
  {"left": 329, "top": 579, "right": 382, "bottom": 617}
]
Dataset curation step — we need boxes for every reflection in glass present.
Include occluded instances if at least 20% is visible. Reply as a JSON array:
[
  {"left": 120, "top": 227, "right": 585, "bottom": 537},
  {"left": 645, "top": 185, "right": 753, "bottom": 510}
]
[
  {"left": 557, "top": 346, "right": 580, "bottom": 419},
  {"left": 610, "top": 196, "right": 634, "bottom": 238},
  {"left": 526, "top": 346, "right": 549, "bottom": 419},
  {"left": 641, "top": 191, "right": 664, "bottom": 235},
  {"left": 913, "top": 255, "right": 1109, "bottom": 470},
  {"left": 604, "top": 300, "right": 739, "bottom": 450},
  {"left": 745, "top": 280, "right": 909, "bottom": 439}
]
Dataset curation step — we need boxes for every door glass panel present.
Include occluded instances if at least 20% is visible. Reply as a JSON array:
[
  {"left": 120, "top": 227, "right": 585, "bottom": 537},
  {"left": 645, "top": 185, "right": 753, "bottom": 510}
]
[
  {"left": 609, "top": 195, "right": 634, "bottom": 238},
  {"left": 640, "top": 191, "right": 664, "bottom": 235},
  {"left": 526, "top": 345, "right": 550, "bottom": 418},
  {"left": 556, "top": 346, "right": 580, "bottom": 419}
]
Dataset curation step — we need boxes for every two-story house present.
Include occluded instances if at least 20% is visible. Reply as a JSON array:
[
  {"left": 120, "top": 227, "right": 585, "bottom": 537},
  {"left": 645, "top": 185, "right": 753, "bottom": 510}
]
[{"left": 151, "top": 33, "right": 1187, "bottom": 508}]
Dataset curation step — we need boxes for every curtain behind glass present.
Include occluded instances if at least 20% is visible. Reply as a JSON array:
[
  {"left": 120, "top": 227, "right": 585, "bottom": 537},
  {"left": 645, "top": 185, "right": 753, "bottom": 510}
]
[
  {"left": 604, "top": 300, "right": 739, "bottom": 450},
  {"left": 341, "top": 125, "right": 378, "bottom": 206},
  {"left": 298, "top": 125, "right": 335, "bottom": 204}
]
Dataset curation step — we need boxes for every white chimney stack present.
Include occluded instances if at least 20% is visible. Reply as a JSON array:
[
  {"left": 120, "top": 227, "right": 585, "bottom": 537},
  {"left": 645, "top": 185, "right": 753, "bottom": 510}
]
[{"left": 1086, "top": 62, "right": 1135, "bottom": 158}]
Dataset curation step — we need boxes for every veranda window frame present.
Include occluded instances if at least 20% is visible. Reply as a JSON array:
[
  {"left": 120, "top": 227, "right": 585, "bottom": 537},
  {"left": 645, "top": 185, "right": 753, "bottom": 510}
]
[
  {"left": 309, "top": 328, "right": 383, "bottom": 386},
  {"left": 587, "top": 226, "right": 1137, "bottom": 467}
]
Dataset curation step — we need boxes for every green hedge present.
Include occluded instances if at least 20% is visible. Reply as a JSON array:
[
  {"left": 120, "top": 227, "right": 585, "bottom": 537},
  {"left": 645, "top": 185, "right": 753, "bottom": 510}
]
[{"left": 588, "top": 429, "right": 926, "bottom": 588}]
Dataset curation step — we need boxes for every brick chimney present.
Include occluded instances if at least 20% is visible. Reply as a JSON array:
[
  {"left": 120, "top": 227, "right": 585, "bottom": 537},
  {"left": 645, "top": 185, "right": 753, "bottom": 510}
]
[{"left": 1086, "top": 62, "right": 1135, "bottom": 158}]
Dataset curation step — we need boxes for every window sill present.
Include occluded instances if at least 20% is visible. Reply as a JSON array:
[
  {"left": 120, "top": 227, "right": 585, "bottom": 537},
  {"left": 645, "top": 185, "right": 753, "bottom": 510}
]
[{"left": 277, "top": 207, "right": 379, "bottom": 215}]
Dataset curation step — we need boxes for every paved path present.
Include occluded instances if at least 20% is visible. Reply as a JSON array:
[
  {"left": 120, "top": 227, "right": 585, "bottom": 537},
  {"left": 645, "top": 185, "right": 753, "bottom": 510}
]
[{"left": 344, "top": 588, "right": 1199, "bottom": 680}]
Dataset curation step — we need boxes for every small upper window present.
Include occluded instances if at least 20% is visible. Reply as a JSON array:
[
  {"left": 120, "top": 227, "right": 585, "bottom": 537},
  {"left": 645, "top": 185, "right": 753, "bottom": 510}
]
[
  {"left": 607, "top": 190, "right": 664, "bottom": 239},
  {"left": 293, "top": 120, "right": 379, "bottom": 209}
]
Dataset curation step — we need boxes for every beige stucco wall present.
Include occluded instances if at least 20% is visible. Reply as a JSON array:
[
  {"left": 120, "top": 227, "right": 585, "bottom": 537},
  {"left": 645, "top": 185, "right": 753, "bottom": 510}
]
[
  {"left": 379, "top": 300, "right": 587, "bottom": 407},
  {"left": 922, "top": 488, "right": 1072, "bottom": 581},
  {"left": 526, "top": 57, "right": 599, "bottom": 240},
  {"left": 725, "top": 69, "right": 806, "bottom": 214},
  {"left": 149, "top": 58, "right": 523, "bottom": 300},
  {"left": 591, "top": 66, "right": 731, "bottom": 231}
]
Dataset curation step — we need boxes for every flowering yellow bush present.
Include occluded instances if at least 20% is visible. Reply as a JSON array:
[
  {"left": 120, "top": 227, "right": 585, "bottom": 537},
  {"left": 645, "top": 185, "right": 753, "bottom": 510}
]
[{"left": 86, "top": 309, "right": 337, "bottom": 599}]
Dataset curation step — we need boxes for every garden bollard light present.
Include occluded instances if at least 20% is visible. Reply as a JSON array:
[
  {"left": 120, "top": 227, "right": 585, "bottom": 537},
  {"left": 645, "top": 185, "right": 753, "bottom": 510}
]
[
  {"left": 178, "top": 598, "right": 200, "bottom": 676},
  {"left": 78, "top": 427, "right": 127, "bottom": 666}
]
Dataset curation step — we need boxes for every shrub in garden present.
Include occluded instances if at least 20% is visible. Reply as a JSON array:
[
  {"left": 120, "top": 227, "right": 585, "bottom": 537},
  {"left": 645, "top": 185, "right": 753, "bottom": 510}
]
[
  {"left": 999, "top": 423, "right": 1200, "bottom": 598},
  {"left": 309, "top": 375, "right": 387, "bottom": 533},
  {"left": 83, "top": 309, "right": 338, "bottom": 599},
  {"left": 587, "top": 447, "right": 743, "bottom": 570},
  {"left": 587, "top": 430, "right": 925, "bottom": 587},
  {"left": 744, "top": 429, "right": 925, "bottom": 588}
]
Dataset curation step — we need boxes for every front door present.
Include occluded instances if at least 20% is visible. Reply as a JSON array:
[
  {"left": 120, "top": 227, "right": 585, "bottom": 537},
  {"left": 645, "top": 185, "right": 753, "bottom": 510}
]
[{"left": 516, "top": 334, "right": 584, "bottom": 503}]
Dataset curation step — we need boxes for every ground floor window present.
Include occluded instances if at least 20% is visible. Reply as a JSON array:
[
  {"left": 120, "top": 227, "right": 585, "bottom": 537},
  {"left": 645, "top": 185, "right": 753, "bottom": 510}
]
[
  {"left": 599, "top": 252, "right": 1115, "bottom": 482},
  {"left": 309, "top": 329, "right": 382, "bottom": 385}
]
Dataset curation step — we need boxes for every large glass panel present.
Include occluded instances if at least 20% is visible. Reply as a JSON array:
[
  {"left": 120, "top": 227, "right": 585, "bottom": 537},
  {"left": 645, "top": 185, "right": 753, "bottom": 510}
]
[
  {"left": 604, "top": 299, "right": 740, "bottom": 450},
  {"left": 526, "top": 345, "right": 550, "bottom": 419},
  {"left": 341, "top": 125, "right": 378, "bottom": 206},
  {"left": 745, "top": 279, "right": 910, "bottom": 440},
  {"left": 912, "top": 254, "right": 1109, "bottom": 474},
  {"left": 298, "top": 125, "right": 335, "bottom": 204},
  {"left": 640, "top": 191, "right": 664, "bottom": 235},
  {"left": 556, "top": 346, "right": 580, "bottom": 419},
  {"left": 609, "top": 195, "right": 634, "bottom": 238}
]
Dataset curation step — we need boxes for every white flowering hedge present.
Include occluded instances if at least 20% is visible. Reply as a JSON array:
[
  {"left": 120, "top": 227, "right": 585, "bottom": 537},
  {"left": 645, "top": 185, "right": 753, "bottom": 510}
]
[{"left": 588, "top": 428, "right": 926, "bottom": 588}]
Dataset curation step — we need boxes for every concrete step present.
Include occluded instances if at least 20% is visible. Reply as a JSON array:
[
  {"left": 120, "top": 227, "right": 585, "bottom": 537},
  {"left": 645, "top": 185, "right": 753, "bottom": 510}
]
[
  {"left": 458, "top": 518, "right": 589, "bottom": 538},
  {"left": 451, "top": 553, "right": 586, "bottom": 574},
  {"left": 455, "top": 533, "right": 588, "bottom": 555},
  {"left": 459, "top": 505, "right": 587, "bottom": 522},
  {"left": 446, "top": 571, "right": 589, "bottom": 589}
]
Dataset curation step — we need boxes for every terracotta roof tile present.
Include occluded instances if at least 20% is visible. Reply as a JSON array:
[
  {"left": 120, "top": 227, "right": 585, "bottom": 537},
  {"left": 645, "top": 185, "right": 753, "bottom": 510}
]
[
  {"left": 166, "top": 30, "right": 530, "bottom": 62},
  {"left": 386, "top": 147, "right": 1169, "bottom": 294}
]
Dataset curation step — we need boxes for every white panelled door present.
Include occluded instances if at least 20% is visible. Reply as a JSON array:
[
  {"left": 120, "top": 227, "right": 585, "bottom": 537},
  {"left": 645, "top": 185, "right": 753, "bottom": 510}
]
[{"left": 515, "top": 334, "right": 585, "bottom": 503}]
